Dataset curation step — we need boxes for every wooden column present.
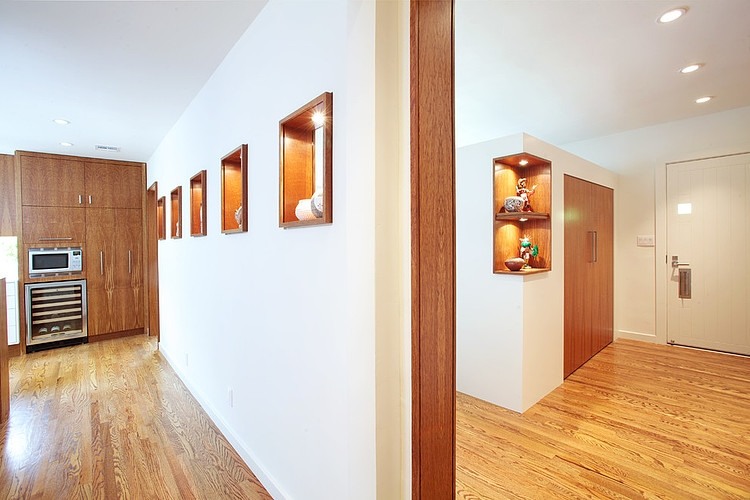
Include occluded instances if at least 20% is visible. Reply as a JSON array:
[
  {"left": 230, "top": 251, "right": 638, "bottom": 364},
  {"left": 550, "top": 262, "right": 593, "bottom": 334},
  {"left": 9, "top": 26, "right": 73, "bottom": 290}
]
[{"left": 411, "top": 0, "right": 455, "bottom": 498}]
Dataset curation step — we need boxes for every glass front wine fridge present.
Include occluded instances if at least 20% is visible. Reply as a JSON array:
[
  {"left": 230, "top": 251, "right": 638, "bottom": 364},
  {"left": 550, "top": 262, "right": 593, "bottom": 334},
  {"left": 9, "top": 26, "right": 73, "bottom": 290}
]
[{"left": 25, "top": 279, "right": 87, "bottom": 352}]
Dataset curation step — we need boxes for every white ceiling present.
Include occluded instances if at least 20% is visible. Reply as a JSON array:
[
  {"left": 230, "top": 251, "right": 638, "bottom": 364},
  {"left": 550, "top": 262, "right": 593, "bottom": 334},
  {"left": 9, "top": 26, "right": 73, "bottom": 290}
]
[
  {"left": 0, "top": 1, "right": 748, "bottom": 162},
  {"left": 0, "top": 0, "right": 267, "bottom": 162},
  {"left": 456, "top": 0, "right": 750, "bottom": 148}
]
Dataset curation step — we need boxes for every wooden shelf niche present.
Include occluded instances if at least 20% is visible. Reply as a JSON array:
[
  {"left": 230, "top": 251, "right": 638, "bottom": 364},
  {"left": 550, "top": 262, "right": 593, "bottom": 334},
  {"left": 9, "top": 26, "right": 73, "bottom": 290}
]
[
  {"left": 190, "top": 170, "right": 207, "bottom": 237},
  {"left": 493, "top": 152, "right": 551, "bottom": 274},
  {"left": 221, "top": 145, "right": 248, "bottom": 234},
  {"left": 170, "top": 186, "right": 182, "bottom": 239},
  {"left": 279, "top": 91, "right": 333, "bottom": 228},
  {"left": 157, "top": 196, "right": 166, "bottom": 240}
]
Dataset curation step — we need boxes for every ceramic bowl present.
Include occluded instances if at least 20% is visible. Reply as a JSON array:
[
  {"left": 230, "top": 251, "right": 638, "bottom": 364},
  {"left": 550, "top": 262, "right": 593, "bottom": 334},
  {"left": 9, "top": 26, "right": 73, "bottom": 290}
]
[{"left": 504, "top": 257, "right": 526, "bottom": 271}]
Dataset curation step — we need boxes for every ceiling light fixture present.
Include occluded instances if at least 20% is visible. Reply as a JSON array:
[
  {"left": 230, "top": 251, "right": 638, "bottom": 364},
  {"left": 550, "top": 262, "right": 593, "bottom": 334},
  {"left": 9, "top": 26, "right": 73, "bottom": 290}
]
[
  {"left": 680, "top": 63, "right": 703, "bottom": 74},
  {"left": 518, "top": 159, "right": 529, "bottom": 166},
  {"left": 695, "top": 96, "right": 713, "bottom": 104},
  {"left": 311, "top": 111, "right": 325, "bottom": 127},
  {"left": 60, "top": 142, "right": 74, "bottom": 147},
  {"left": 657, "top": 7, "right": 688, "bottom": 24},
  {"left": 53, "top": 118, "right": 70, "bottom": 126}
]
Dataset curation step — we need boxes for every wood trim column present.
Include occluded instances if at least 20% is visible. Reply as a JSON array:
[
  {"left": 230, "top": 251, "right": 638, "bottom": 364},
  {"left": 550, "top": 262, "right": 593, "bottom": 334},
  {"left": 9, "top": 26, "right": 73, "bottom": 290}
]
[{"left": 411, "top": 0, "right": 455, "bottom": 498}]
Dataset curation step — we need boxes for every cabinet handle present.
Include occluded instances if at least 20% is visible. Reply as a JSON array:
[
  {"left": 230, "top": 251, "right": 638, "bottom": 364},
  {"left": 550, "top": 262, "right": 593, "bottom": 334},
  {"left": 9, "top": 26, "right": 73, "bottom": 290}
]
[
  {"left": 39, "top": 237, "right": 73, "bottom": 241},
  {"left": 100, "top": 251, "right": 104, "bottom": 275},
  {"left": 588, "top": 231, "right": 598, "bottom": 263},
  {"left": 88, "top": 195, "right": 92, "bottom": 205},
  {"left": 128, "top": 250, "right": 132, "bottom": 274},
  {"left": 78, "top": 194, "right": 82, "bottom": 205}
]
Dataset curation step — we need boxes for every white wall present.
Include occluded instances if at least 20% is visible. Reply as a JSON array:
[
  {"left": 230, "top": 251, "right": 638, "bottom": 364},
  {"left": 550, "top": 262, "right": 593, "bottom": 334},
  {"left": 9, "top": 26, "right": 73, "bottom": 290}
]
[
  {"left": 456, "top": 133, "right": 617, "bottom": 413},
  {"left": 147, "top": 1, "right": 408, "bottom": 498},
  {"left": 563, "top": 105, "right": 750, "bottom": 345}
]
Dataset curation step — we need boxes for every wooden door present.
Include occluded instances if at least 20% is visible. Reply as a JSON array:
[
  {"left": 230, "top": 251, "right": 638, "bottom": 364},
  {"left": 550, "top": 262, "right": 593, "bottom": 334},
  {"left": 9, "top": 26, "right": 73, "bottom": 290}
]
[
  {"left": 564, "top": 175, "right": 613, "bottom": 377},
  {"left": 85, "top": 208, "right": 116, "bottom": 336},
  {"left": 113, "top": 208, "right": 144, "bottom": 332},
  {"left": 0, "top": 278, "right": 8, "bottom": 422},
  {"left": 146, "top": 183, "right": 160, "bottom": 340},
  {"left": 19, "top": 154, "right": 85, "bottom": 207},
  {"left": 666, "top": 153, "right": 750, "bottom": 354},
  {"left": 84, "top": 162, "right": 143, "bottom": 209}
]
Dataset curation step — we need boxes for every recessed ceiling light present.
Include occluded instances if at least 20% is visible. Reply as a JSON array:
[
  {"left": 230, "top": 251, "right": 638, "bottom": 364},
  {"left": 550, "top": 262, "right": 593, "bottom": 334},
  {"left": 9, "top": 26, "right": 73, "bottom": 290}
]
[
  {"left": 658, "top": 7, "right": 688, "bottom": 24},
  {"left": 695, "top": 96, "right": 713, "bottom": 104},
  {"left": 518, "top": 159, "right": 529, "bottom": 166},
  {"left": 53, "top": 118, "right": 70, "bottom": 126},
  {"left": 680, "top": 63, "right": 703, "bottom": 74},
  {"left": 60, "top": 142, "right": 74, "bottom": 147}
]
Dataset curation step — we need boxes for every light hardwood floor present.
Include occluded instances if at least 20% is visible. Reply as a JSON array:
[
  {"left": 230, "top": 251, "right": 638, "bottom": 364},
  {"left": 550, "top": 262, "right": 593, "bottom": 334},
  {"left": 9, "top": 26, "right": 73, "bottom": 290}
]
[
  {"left": 0, "top": 335, "right": 271, "bottom": 499},
  {"left": 457, "top": 339, "right": 750, "bottom": 499}
]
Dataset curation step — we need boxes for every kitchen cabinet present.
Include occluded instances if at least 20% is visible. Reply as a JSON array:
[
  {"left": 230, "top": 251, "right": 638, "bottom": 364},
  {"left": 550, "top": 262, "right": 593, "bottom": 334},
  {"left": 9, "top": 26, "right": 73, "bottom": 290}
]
[
  {"left": 22, "top": 206, "right": 86, "bottom": 244},
  {"left": 85, "top": 208, "right": 143, "bottom": 336},
  {"left": 19, "top": 152, "right": 143, "bottom": 209},
  {"left": 563, "top": 175, "right": 613, "bottom": 377}
]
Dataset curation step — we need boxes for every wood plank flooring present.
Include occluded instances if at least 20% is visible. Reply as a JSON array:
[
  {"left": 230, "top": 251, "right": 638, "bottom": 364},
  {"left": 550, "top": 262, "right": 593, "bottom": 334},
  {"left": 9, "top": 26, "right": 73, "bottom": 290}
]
[
  {"left": 456, "top": 339, "right": 750, "bottom": 499},
  {"left": 0, "top": 335, "right": 271, "bottom": 499}
]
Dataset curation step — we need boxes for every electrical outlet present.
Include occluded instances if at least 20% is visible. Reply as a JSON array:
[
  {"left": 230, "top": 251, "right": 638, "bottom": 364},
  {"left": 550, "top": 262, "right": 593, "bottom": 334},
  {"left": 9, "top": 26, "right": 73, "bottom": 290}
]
[{"left": 228, "top": 388, "right": 234, "bottom": 408}]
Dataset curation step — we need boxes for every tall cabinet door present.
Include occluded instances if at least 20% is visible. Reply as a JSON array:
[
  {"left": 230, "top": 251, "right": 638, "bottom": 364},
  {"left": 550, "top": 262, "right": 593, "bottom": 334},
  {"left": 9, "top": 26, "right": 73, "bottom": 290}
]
[
  {"left": 564, "top": 175, "right": 614, "bottom": 378},
  {"left": 113, "top": 208, "right": 144, "bottom": 332}
]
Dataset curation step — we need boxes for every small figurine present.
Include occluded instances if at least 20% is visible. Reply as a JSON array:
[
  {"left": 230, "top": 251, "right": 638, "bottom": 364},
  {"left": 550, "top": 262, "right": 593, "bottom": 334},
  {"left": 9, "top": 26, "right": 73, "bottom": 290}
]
[
  {"left": 516, "top": 177, "right": 537, "bottom": 212},
  {"left": 520, "top": 235, "right": 539, "bottom": 268}
]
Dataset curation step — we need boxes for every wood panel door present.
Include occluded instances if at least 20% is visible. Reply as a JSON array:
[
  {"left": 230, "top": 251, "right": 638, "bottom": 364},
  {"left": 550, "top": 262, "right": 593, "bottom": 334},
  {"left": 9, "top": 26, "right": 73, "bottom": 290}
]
[
  {"left": 564, "top": 175, "right": 613, "bottom": 378},
  {"left": 0, "top": 278, "right": 8, "bottom": 423},
  {"left": 146, "top": 183, "right": 160, "bottom": 340},
  {"left": 19, "top": 154, "right": 85, "bottom": 207},
  {"left": 84, "top": 162, "right": 143, "bottom": 209},
  {"left": 666, "top": 153, "right": 750, "bottom": 354},
  {"left": 85, "top": 208, "right": 116, "bottom": 336},
  {"left": 114, "top": 208, "right": 144, "bottom": 332}
]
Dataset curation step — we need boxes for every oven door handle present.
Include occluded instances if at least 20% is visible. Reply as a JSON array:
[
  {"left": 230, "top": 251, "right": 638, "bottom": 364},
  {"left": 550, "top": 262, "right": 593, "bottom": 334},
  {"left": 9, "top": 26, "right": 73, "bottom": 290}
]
[{"left": 39, "top": 237, "right": 73, "bottom": 241}]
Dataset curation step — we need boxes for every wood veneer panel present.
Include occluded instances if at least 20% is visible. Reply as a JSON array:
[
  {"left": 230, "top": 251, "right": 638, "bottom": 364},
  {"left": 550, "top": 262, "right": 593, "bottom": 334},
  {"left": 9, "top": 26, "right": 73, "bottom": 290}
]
[
  {"left": 22, "top": 206, "right": 86, "bottom": 244},
  {"left": 189, "top": 171, "right": 207, "bottom": 236},
  {"left": 0, "top": 154, "right": 16, "bottom": 235},
  {"left": 411, "top": 0, "right": 455, "bottom": 498},
  {"left": 146, "top": 183, "right": 160, "bottom": 340},
  {"left": 19, "top": 153, "right": 85, "bottom": 207}
]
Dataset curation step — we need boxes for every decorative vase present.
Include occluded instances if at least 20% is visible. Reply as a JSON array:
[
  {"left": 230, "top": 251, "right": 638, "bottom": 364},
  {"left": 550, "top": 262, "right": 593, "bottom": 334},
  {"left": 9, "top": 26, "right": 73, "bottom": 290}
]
[
  {"left": 234, "top": 205, "right": 243, "bottom": 229},
  {"left": 504, "top": 196, "right": 524, "bottom": 213},
  {"left": 504, "top": 257, "right": 526, "bottom": 271},
  {"left": 295, "top": 199, "right": 317, "bottom": 221}
]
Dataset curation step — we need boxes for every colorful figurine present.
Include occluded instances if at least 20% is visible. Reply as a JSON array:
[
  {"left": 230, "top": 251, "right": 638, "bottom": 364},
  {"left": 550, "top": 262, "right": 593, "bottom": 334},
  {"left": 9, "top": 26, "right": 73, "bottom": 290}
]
[
  {"left": 520, "top": 235, "right": 539, "bottom": 267},
  {"left": 516, "top": 177, "right": 537, "bottom": 212}
]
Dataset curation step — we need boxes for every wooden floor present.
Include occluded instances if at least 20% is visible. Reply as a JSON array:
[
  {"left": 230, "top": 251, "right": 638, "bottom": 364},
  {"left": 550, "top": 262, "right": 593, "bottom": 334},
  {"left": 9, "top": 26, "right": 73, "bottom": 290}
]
[
  {"left": 457, "top": 339, "right": 750, "bottom": 499},
  {"left": 0, "top": 335, "right": 271, "bottom": 499}
]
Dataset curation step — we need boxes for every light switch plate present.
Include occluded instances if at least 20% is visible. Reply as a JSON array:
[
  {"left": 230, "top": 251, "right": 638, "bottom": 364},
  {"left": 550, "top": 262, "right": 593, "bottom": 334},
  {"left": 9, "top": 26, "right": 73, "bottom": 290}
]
[{"left": 637, "top": 235, "right": 655, "bottom": 247}]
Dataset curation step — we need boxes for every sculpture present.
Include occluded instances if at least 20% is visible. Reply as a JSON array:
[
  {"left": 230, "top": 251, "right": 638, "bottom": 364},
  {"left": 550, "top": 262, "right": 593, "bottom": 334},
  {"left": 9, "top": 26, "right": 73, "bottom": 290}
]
[
  {"left": 520, "top": 235, "right": 539, "bottom": 267},
  {"left": 516, "top": 177, "right": 537, "bottom": 212}
]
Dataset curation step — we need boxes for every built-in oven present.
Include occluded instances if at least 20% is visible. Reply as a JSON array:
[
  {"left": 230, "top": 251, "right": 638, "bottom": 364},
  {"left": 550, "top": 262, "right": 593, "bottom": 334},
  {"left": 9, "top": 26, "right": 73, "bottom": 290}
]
[
  {"left": 25, "top": 280, "right": 87, "bottom": 352},
  {"left": 28, "top": 247, "right": 83, "bottom": 278}
]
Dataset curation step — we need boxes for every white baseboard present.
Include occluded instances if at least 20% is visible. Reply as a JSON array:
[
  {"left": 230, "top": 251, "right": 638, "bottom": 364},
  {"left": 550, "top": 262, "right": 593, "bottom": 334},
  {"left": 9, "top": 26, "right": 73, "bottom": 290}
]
[
  {"left": 159, "top": 346, "right": 288, "bottom": 500},
  {"left": 616, "top": 329, "right": 657, "bottom": 342}
]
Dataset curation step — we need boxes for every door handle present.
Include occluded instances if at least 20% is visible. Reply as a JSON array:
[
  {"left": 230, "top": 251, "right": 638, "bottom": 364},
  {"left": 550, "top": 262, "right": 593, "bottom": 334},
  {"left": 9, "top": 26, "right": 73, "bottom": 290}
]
[
  {"left": 678, "top": 268, "right": 691, "bottom": 299},
  {"left": 671, "top": 256, "right": 690, "bottom": 268},
  {"left": 588, "top": 231, "right": 598, "bottom": 263},
  {"left": 78, "top": 194, "right": 82, "bottom": 205},
  {"left": 128, "top": 250, "right": 132, "bottom": 274},
  {"left": 39, "top": 237, "right": 73, "bottom": 241},
  {"left": 99, "top": 251, "right": 104, "bottom": 275},
  {"left": 88, "top": 195, "right": 93, "bottom": 205}
]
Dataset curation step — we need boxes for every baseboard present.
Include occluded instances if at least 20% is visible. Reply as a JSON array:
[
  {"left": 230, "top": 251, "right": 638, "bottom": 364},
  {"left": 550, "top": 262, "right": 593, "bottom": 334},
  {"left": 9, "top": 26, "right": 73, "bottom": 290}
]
[
  {"left": 616, "top": 329, "right": 657, "bottom": 342},
  {"left": 159, "top": 347, "right": 288, "bottom": 500}
]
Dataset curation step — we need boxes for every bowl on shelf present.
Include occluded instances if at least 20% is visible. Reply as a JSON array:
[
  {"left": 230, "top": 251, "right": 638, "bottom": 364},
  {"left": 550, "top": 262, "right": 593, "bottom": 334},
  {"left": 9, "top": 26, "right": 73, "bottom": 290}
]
[
  {"left": 504, "top": 257, "right": 526, "bottom": 271},
  {"left": 503, "top": 196, "right": 524, "bottom": 213}
]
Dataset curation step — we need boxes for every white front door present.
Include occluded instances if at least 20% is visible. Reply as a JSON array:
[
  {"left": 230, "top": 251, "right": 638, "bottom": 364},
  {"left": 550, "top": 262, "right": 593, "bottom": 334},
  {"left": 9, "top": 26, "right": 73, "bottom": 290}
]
[{"left": 666, "top": 153, "right": 750, "bottom": 355}]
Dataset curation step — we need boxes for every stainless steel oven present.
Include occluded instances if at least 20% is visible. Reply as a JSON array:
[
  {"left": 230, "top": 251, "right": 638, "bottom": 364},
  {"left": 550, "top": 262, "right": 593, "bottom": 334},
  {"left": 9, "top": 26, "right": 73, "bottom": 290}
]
[{"left": 25, "top": 280, "right": 87, "bottom": 352}]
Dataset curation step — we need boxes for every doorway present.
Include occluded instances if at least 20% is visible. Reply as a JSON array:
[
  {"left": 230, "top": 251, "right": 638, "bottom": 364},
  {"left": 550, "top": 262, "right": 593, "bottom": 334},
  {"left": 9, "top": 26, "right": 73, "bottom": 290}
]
[
  {"left": 146, "top": 182, "right": 160, "bottom": 342},
  {"left": 666, "top": 153, "right": 750, "bottom": 355}
]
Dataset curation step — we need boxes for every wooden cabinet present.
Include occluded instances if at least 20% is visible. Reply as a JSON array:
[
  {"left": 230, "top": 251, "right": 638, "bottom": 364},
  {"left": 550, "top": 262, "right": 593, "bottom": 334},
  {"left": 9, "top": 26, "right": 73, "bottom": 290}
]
[
  {"left": 84, "top": 162, "right": 143, "bottom": 209},
  {"left": 19, "top": 152, "right": 143, "bottom": 209},
  {"left": 22, "top": 206, "right": 86, "bottom": 244},
  {"left": 17, "top": 151, "right": 146, "bottom": 344},
  {"left": 493, "top": 153, "right": 551, "bottom": 273},
  {"left": 85, "top": 208, "right": 143, "bottom": 336},
  {"left": 563, "top": 175, "right": 613, "bottom": 377}
]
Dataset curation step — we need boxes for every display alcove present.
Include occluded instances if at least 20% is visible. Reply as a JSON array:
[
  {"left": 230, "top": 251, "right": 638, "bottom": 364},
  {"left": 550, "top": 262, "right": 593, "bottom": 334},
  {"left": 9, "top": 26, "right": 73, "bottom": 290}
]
[
  {"left": 190, "top": 170, "right": 207, "bottom": 237},
  {"left": 493, "top": 152, "right": 551, "bottom": 274},
  {"left": 221, "top": 145, "right": 248, "bottom": 234}
]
